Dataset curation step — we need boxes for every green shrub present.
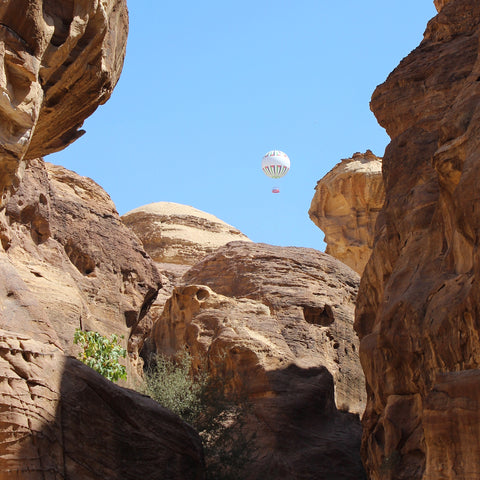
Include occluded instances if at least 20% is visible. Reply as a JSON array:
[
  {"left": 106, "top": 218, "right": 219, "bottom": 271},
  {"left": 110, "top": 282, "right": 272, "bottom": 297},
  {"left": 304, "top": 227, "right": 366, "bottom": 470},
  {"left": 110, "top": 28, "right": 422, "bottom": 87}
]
[
  {"left": 141, "top": 350, "right": 205, "bottom": 423},
  {"left": 73, "top": 328, "right": 127, "bottom": 382},
  {"left": 141, "top": 350, "right": 256, "bottom": 479}
]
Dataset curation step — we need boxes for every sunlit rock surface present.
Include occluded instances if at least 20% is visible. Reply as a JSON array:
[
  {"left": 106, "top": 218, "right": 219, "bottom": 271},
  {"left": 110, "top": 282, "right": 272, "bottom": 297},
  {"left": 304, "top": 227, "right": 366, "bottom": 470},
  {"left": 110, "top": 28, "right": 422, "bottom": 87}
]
[
  {"left": 122, "top": 201, "right": 252, "bottom": 313},
  {"left": 2, "top": 159, "right": 161, "bottom": 380},
  {"left": 355, "top": 1, "right": 480, "bottom": 478},
  {"left": 122, "top": 202, "right": 251, "bottom": 266},
  {"left": 309, "top": 150, "right": 384, "bottom": 273},
  {"left": 0, "top": 0, "right": 128, "bottom": 207}
]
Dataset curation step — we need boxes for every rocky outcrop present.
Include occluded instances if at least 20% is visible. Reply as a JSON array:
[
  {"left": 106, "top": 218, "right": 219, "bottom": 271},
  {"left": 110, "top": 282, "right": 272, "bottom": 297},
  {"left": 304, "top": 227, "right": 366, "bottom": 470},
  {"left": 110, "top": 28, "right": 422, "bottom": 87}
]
[
  {"left": 0, "top": 329, "right": 204, "bottom": 479},
  {"left": 434, "top": 0, "right": 452, "bottom": 11},
  {"left": 122, "top": 201, "right": 251, "bottom": 312},
  {"left": 309, "top": 150, "right": 384, "bottom": 274},
  {"left": 122, "top": 202, "right": 251, "bottom": 266},
  {"left": 355, "top": 1, "right": 480, "bottom": 479},
  {"left": 149, "top": 242, "right": 366, "bottom": 479},
  {"left": 2, "top": 159, "right": 161, "bottom": 379},
  {"left": 0, "top": 0, "right": 128, "bottom": 207}
]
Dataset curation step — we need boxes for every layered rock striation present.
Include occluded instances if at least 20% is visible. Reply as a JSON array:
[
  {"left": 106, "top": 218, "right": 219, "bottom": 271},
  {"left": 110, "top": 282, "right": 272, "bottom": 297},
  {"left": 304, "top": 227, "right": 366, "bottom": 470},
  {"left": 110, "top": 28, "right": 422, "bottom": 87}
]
[
  {"left": 2, "top": 159, "right": 161, "bottom": 378},
  {"left": 0, "top": 0, "right": 128, "bottom": 207},
  {"left": 0, "top": 2, "right": 208, "bottom": 478},
  {"left": 355, "top": 1, "right": 480, "bottom": 478},
  {"left": 309, "top": 150, "right": 384, "bottom": 274},
  {"left": 122, "top": 202, "right": 251, "bottom": 266},
  {"left": 149, "top": 241, "right": 367, "bottom": 479}
]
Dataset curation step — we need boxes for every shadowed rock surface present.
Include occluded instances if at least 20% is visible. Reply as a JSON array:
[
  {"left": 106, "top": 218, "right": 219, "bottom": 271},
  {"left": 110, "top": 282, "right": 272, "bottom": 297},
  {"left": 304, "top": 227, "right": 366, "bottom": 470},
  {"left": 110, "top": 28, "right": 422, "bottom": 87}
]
[
  {"left": 309, "top": 150, "right": 384, "bottom": 274},
  {"left": 148, "top": 242, "right": 366, "bottom": 479},
  {"left": 0, "top": 329, "right": 205, "bottom": 479},
  {"left": 355, "top": 1, "right": 480, "bottom": 478}
]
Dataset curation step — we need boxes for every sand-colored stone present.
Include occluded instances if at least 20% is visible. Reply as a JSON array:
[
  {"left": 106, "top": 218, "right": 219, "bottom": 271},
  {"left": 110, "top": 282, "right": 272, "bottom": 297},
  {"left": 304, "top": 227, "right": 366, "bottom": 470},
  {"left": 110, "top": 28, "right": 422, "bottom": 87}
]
[
  {"left": 355, "top": 1, "right": 480, "bottom": 478},
  {"left": 149, "top": 242, "right": 366, "bottom": 479},
  {"left": 309, "top": 150, "right": 384, "bottom": 273},
  {"left": 122, "top": 202, "right": 251, "bottom": 266},
  {"left": 0, "top": 329, "right": 204, "bottom": 479},
  {"left": 0, "top": 0, "right": 128, "bottom": 207},
  {"left": 3, "top": 159, "right": 161, "bottom": 381}
]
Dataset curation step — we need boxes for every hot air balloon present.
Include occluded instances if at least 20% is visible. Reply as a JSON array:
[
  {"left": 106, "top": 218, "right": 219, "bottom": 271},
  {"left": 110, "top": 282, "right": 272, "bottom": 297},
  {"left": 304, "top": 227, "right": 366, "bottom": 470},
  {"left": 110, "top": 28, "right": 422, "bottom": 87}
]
[{"left": 261, "top": 150, "right": 290, "bottom": 193}]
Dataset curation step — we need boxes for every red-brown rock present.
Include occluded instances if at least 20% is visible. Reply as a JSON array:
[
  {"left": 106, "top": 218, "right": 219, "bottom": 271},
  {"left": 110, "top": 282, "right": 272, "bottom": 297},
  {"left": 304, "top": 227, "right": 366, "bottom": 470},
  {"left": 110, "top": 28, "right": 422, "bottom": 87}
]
[
  {"left": 0, "top": 0, "right": 128, "bottom": 206},
  {"left": 0, "top": 329, "right": 204, "bottom": 479},
  {"left": 356, "top": 1, "right": 480, "bottom": 478}
]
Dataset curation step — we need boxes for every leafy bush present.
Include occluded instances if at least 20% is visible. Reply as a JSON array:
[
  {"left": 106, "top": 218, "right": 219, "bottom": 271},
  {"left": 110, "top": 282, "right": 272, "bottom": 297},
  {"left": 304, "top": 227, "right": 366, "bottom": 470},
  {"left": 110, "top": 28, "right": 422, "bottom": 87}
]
[
  {"left": 73, "top": 328, "right": 127, "bottom": 382},
  {"left": 141, "top": 350, "right": 205, "bottom": 423},
  {"left": 141, "top": 350, "right": 255, "bottom": 479}
]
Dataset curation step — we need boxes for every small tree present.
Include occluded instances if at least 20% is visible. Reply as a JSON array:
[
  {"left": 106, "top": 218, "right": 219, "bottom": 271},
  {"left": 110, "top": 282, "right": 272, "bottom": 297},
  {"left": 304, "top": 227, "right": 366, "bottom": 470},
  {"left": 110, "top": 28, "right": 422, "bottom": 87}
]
[{"left": 73, "top": 328, "right": 127, "bottom": 382}]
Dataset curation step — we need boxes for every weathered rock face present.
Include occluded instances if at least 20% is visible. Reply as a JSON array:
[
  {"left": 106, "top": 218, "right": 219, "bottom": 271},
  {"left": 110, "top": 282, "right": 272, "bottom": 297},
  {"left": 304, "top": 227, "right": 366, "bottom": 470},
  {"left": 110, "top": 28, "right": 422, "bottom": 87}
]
[
  {"left": 122, "top": 201, "right": 252, "bottom": 317},
  {"left": 355, "top": 1, "right": 480, "bottom": 478},
  {"left": 0, "top": 0, "right": 128, "bottom": 206},
  {"left": 2, "top": 158, "right": 161, "bottom": 379},
  {"left": 122, "top": 202, "right": 251, "bottom": 266},
  {"left": 0, "top": 329, "right": 205, "bottom": 479},
  {"left": 149, "top": 242, "right": 366, "bottom": 479},
  {"left": 309, "top": 150, "right": 384, "bottom": 274}
]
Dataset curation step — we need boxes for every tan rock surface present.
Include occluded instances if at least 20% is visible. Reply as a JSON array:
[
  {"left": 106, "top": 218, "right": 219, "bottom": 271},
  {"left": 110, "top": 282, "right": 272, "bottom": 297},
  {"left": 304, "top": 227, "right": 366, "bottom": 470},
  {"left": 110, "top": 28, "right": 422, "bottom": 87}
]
[
  {"left": 3, "top": 158, "right": 161, "bottom": 380},
  {"left": 0, "top": 329, "right": 204, "bottom": 479},
  {"left": 309, "top": 150, "right": 384, "bottom": 274},
  {"left": 356, "top": 1, "right": 480, "bottom": 478},
  {"left": 149, "top": 242, "right": 366, "bottom": 479},
  {"left": 122, "top": 202, "right": 251, "bottom": 266},
  {"left": 0, "top": 0, "right": 128, "bottom": 207}
]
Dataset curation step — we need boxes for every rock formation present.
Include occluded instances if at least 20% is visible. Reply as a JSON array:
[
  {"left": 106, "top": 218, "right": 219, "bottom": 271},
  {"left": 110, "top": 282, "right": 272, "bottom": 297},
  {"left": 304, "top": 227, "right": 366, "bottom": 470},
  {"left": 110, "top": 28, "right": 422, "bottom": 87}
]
[
  {"left": 149, "top": 242, "right": 366, "bottom": 479},
  {"left": 122, "top": 201, "right": 251, "bottom": 310},
  {"left": 0, "top": 2, "right": 208, "bottom": 478},
  {"left": 355, "top": 1, "right": 480, "bottom": 478},
  {"left": 309, "top": 150, "right": 384, "bottom": 274},
  {"left": 2, "top": 159, "right": 161, "bottom": 378},
  {"left": 0, "top": 329, "right": 204, "bottom": 479},
  {"left": 0, "top": 0, "right": 128, "bottom": 208},
  {"left": 122, "top": 202, "right": 251, "bottom": 266}
]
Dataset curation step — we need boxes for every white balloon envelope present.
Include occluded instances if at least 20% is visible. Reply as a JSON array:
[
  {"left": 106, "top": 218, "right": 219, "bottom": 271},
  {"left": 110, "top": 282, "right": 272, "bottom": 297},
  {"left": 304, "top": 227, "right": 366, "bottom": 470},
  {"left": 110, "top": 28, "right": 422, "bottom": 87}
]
[{"left": 261, "top": 150, "right": 290, "bottom": 179}]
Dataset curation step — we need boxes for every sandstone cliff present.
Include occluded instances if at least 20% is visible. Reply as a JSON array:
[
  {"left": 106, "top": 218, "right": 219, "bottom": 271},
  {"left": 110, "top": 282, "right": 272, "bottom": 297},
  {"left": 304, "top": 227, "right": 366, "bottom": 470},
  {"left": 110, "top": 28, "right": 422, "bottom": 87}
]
[
  {"left": 309, "top": 150, "right": 384, "bottom": 274},
  {"left": 355, "top": 1, "right": 480, "bottom": 478},
  {"left": 3, "top": 159, "right": 161, "bottom": 377},
  {"left": 148, "top": 241, "right": 367, "bottom": 479},
  {"left": 0, "top": 2, "right": 207, "bottom": 478},
  {"left": 0, "top": 0, "right": 128, "bottom": 208},
  {"left": 122, "top": 202, "right": 251, "bottom": 266}
]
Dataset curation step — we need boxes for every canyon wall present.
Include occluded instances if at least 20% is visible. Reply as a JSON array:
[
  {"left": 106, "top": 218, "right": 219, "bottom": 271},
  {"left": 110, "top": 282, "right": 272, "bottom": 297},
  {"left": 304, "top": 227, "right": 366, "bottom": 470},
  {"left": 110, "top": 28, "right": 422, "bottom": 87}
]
[
  {"left": 0, "top": 2, "right": 206, "bottom": 477},
  {"left": 0, "top": 0, "right": 128, "bottom": 208},
  {"left": 355, "top": 1, "right": 480, "bottom": 478}
]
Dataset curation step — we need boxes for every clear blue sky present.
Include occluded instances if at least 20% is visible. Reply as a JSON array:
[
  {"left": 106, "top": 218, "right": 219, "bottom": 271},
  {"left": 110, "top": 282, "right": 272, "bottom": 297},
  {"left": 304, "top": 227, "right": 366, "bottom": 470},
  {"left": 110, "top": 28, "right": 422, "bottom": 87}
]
[{"left": 50, "top": 1, "right": 437, "bottom": 250}]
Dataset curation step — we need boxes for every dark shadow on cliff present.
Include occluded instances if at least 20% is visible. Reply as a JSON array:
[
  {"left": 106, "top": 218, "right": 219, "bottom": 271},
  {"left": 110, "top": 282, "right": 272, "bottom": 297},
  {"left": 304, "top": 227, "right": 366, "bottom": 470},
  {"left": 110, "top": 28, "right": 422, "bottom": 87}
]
[
  {"left": 18, "top": 356, "right": 205, "bottom": 480},
  {"left": 237, "top": 364, "right": 367, "bottom": 480}
]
